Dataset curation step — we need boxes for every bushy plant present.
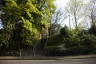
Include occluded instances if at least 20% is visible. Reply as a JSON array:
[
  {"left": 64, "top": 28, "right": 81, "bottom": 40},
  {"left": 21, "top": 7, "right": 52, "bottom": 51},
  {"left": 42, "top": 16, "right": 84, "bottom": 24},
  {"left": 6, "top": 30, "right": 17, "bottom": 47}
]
[{"left": 80, "top": 34, "right": 96, "bottom": 54}]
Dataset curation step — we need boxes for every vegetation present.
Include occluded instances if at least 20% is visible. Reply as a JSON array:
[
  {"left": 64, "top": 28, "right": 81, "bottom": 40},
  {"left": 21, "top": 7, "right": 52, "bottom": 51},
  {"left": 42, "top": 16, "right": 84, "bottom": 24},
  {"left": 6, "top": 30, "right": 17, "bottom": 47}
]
[{"left": 0, "top": 0, "right": 96, "bottom": 56}]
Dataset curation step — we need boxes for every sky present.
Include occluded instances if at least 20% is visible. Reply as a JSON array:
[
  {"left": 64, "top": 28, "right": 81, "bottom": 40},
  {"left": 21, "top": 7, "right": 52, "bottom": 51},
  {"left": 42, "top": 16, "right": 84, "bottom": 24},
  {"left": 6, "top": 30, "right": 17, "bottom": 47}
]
[
  {"left": 54, "top": 0, "right": 69, "bottom": 9},
  {"left": 0, "top": 19, "right": 3, "bottom": 29},
  {"left": 54, "top": 0, "right": 90, "bottom": 28},
  {"left": 54, "top": 0, "right": 73, "bottom": 27},
  {"left": 54, "top": 0, "right": 90, "bottom": 10}
]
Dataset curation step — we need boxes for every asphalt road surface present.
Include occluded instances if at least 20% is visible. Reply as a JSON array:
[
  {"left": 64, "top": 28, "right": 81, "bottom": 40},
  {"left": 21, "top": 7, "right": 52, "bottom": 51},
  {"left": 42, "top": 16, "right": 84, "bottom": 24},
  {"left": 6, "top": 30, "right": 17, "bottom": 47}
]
[{"left": 0, "top": 58, "right": 96, "bottom": 64}]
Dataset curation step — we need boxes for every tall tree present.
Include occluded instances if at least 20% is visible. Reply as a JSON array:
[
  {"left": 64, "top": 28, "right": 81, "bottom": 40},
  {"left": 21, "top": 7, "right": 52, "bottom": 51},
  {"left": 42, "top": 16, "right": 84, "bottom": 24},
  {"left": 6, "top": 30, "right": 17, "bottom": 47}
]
[
  {"left": 87, "top": 0, "right": 96, "bottom": 26},
  {"left": 0, "top": 0, "right": 55, "bottom": 51},
  {"left": 65, "top": 0, "right": 84, "bottom": 31},
  {"left": 50, "top": 9, "right": 63, "bottom": 36}
]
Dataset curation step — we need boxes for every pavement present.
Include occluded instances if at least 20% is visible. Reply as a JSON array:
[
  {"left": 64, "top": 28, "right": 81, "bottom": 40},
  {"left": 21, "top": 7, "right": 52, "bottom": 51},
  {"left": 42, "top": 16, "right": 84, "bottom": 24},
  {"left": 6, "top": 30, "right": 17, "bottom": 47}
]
[
  {"left": 0, "top": 55, "right": 96, "bottom": 64},
  {"left": 0, "top": 58, "right": 96, "bottom": 64},
  {"left": 64, "top": 55, "right": 96, "bottom": 59},
  {"left": 0, "top": 55, "right": 96, "bottom": 60}
]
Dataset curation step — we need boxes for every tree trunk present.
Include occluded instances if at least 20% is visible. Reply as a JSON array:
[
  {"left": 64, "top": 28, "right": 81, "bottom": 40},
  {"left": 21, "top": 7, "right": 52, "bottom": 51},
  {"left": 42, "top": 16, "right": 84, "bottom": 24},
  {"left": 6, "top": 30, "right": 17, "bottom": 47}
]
[
  {"left": 69, "top": 15, "right": 71, "bottom": 31},
  {"left": 20, "top": 49, "right": 22, "bottom": 56},
  {"left": 74, "top": 12, "right": 78, "bottom": 31}
]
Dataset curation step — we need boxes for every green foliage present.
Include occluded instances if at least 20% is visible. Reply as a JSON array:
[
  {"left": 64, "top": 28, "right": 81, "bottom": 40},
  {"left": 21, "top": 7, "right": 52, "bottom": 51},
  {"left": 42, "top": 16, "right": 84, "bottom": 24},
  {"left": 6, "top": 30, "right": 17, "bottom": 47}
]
[
  {"left": 0, "top": 0, "right": 55, "bottom": 50},
  {"left": 47, "top": 35, "right": 63, "bottom": 46},
  {"left": 89, "top": 25, "right": 96, "bottom": 35},
  {"left": 1, "top": 0, "right": 96, "bottom": 56},
  {"left": 45, "top": 25, "right": 96, "bottom": 55},
  {"left": 60, "top": 26, "right": 70, "bottom": 37},
  {"left": 45, "top": 26, "right": 69, "bottom": 55},
  {"left": 80, "top": 34, "right": 96, "bottom": 54}
]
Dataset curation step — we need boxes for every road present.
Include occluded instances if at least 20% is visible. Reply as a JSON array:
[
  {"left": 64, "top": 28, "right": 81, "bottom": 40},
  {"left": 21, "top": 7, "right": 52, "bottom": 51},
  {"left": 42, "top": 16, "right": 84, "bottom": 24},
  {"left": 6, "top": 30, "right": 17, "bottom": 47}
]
[{"left": 0, "top": 58, "right": 96, "bottom": 64}]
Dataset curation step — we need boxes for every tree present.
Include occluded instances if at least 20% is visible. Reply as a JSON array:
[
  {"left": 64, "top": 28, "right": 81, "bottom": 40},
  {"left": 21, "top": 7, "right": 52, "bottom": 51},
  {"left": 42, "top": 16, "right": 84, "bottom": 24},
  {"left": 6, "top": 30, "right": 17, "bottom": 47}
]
[
  {"left": 50, "top": 9, "right": 63, "bottom": 36},
  {"left": 65, "top": 0, "right": 84, "bottom": 31},
  {"left": 86, "top": 0, "right": 96, "bottom": 35},
  {"left": 88, "top": 0, "right": 96, "bottom": 26},
  {"left": 60, "top": 26, "right": 69, "bottom": 37},
  {"left": 89, "top": 24, "right": 96, "bottom": 35},
  {"left": 0, "top": 0, "right": 55, "bottom": 55}
]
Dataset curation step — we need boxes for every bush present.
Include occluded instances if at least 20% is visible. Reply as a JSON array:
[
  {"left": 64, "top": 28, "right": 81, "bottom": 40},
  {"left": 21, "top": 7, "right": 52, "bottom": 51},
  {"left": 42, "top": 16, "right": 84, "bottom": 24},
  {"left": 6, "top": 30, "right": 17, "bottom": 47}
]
[
  {"left": 89, "top": 25, "right": 96, "bottom": 35},
  {"left": 80, "top": 34, "right": 96, "bottom": 54}
]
